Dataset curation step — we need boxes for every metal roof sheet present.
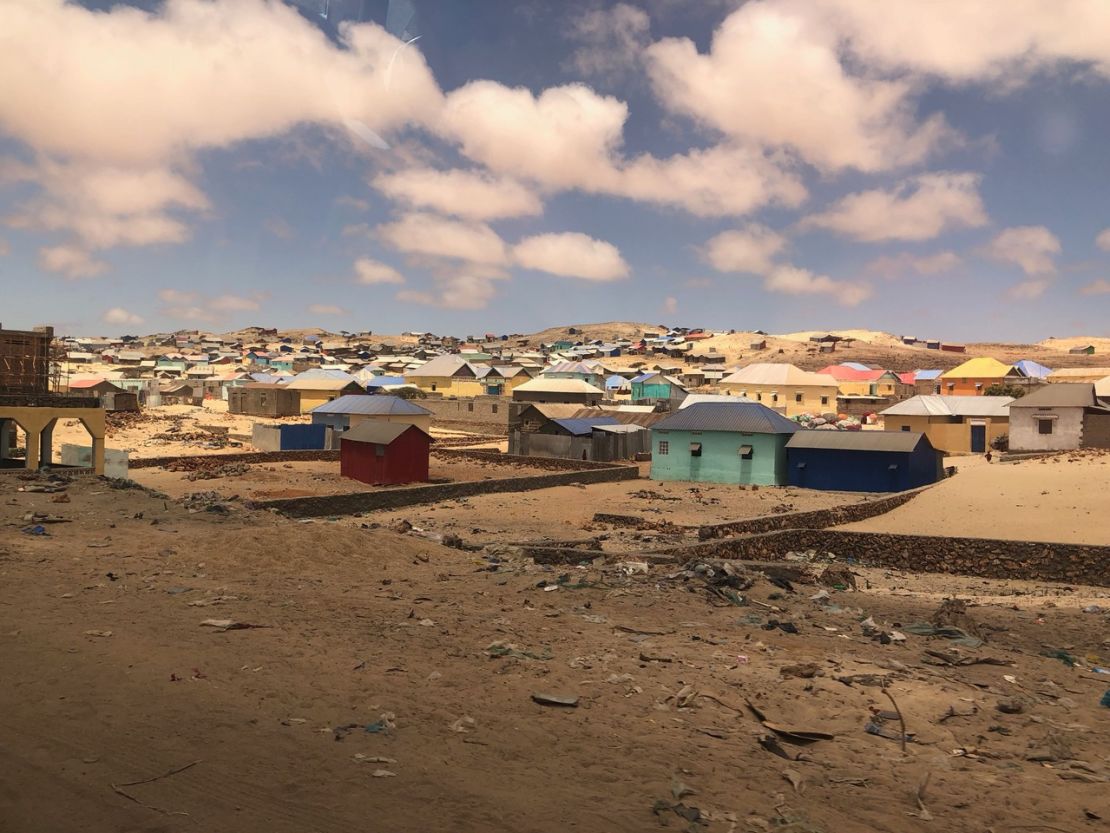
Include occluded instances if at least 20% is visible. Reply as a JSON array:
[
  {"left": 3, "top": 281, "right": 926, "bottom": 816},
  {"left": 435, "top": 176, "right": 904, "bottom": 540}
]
[
  {"left": 514, "top": 378, "right": 605, "bottom": 394},
  {"left": 786, "top": 430, "right": 929, "bottom": 453},
  {"left": 940, "top": 357, "right": 1018, "bottom": 379},
  {"left": 880, "top": 395, "right": 1013, "bottom": 417},
  {"left": 551, "top": 417, "right": 620, "bottom": 436},
  {"left": 340, "top": 421, "right": 431, "bottom": 445},
  {"left": 653, "top": 402, "right": 799, "bottom": 434},
  {"left": 310, "top": 394, "right": 431, "bottom": 416},
  {"left": 721, "top": 363, "right": 838, "bottom": 388},
  {"left": 1008, "top": 383, "right": 1097, "bottom": 408}
]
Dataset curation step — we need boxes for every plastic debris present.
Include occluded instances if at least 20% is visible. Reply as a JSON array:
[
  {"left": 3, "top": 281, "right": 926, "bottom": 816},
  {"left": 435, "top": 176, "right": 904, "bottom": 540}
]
[
  {"left": 531, "top": 692, "right": 579, "bottom": 707},
  {"left": 199, "top": 619, "right": 270, "bottom": 631}
]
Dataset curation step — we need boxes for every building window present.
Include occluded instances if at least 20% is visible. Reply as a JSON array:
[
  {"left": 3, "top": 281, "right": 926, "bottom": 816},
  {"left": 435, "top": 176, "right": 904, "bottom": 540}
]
[
  {"left": 689, "top": 442, "right": 702, "bottom": 457},
  {"left": 431, "top": 384, "right": 437, "bottom": 392},
  {"left": 1038, "top": 418, "right": 1054, "bottom": 435},
  {"left": 901, "top": 425, "right": 910, "bottom": 432},
  {"left": 755, "top": 392, "right": 762, "bottom": 401},
  {"left": 820, "top": 396, "right": 829, "bottom": 406},
  {"left": 771, "top": 393, "right": 778, "bottom": 403},
  {"left": 492, "top": 404, "right": 498, "bottom": 414},
  {"left": 739, "top": 445, "right": 754, "bottom": 460},
  {"left": 467, "top": 402, "right": 474, "bottom": 412},
  {"left": 795, "top": 393, "right": 803, "bottom": 403},
  {"left": 658, "top": 441, "right": 669, "bottom": 455}
]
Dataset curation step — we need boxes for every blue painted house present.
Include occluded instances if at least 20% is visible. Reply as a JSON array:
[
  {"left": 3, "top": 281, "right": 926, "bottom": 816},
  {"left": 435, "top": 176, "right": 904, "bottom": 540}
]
[
  {"left": 785, "top": 431, "right": 943, "bottom": 492},
  {"left": 650, "top": 402, "right": 798, "bottom": 486}
]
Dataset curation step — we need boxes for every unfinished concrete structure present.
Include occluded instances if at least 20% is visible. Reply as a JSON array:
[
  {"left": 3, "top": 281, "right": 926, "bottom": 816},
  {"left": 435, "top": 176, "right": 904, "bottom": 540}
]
[{"left": 0, "top": 324, "right": 106, "bottom": 474}]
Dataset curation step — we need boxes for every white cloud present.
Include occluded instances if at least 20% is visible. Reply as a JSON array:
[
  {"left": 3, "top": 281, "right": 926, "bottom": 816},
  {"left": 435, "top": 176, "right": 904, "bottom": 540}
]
[
  {"left": 983, "top": 226, "right": 1061, "bottom": 276},
  {"left": 1009, "top": 279, "right": 1051, "bottom": 300},
  {"left": 704, "top": 225, "right": 786, "bottom": 274},
  {"left": 1080, "top": 279, "right": 1110, "bottom": 296},
  {"left": 377, "top": 212, "right": 509, "bottom": 265},
  {"left": 0, "top": 0, "right": 442, "bottom": 267},
  {"left": 263, "top": 217, "right": 296, "bottom": 240},
  {"left": 208, "top": 294, "right": 262, "bottom": 312},
  {"left": 643, "top": 2, "right": 952, "bottom": 172},
  {"left": 512, "top": 232, "right": 629, "bottom": 281},
  {"left": 308, "top": 303, "right": 345, "bottom": 315},
  {"left": 101, "top": 307, "right": 143, "bottom": 326},
  {"left": 397, "top": 274, "right": 502, "bottom": 310},
  {"left": 373, "top": 168, "right": 542, "bottom": 220},
  {"left": 764, "top": 265, "right": 872, "bottom": 307},
  {"left": 866, "top": 250, "right": 962, "bottom": 277},
  {"left": 801, "top": 173, "right": 987, "bottom": 242},
  {"left": 353, "top": 257, "right": 405, "bottom": 285},
  {"left": 1096, "top": 228, "right": 1110, "bottom": 252},
  {"left": 565, "top": 3, "right": 651, "bottom": 83},
  {"left": 662, "top": 296, "right": 678, "bottom": 315},
  {"left": 158, "top": 288, "right": 197, "bottom": 305},
  {"left": 38, "top": 244, "right": 107, "bottom": 278},
  {"left": 335, "top": 195, "right": 370, "bottom": 212}
]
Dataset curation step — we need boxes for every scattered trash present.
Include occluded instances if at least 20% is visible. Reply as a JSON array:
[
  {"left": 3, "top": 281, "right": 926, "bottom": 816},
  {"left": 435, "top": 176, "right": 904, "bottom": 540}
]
[
  {"left": 762, "top": 620, "right": 799, "bottom": 635},
  {"left": 198, "top": 619, "right": 270, "bottom": 631},
  {"left": 1101, "top": 689, "right": 1110, "bottom": 709},
  {"left": 1082, "top": 605, "right": 1104, "bottom": 614},
  {"left": 486, "top": 641, "right": 552, "bottom": 661},
  {"left": 21, "top": 525, "right": 47, "bottom": 536},
  {"left": 746, "top": 700, "right": 834, "bottom": 743},
  {"left": 531, "top": 692, "right": 579, "bottom": 708},
  {"left": 371, "top": 769, "right": 396, "bottom": 778},
  {"left": 651, "top": 800, "right": 702, "bottom": 825},
  {"left": 615, "top": 560, "right": 649, "bottom": 576},
  {"left": 353, "top": 754, "right": 396, "bottom": 764},
  {"left": 782, "top": 768, "right": 805, "bottom": 795},
  {"left": 450, "top": 716, "right": 476, "bottom": 733},
  {"left": 84, "top": 630, "right": 113, "bottom": 638},
  {"left": 902, "top": 622, "right": 983, "bottom": 648},
  {"left": 1042, "top": 649, "right": 1078, "bottom": 667}
]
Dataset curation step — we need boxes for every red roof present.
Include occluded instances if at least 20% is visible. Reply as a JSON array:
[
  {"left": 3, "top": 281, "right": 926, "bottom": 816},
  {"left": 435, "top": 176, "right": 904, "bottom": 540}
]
[{"left": 818, "top": 364, "right": 884, "bottom": 382}]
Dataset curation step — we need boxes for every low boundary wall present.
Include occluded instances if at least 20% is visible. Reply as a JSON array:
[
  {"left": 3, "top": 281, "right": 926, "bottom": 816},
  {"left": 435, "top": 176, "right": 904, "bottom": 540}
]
[
  {"left": 660, "top": 528, "right": 1110, "bottom": 586},
  {"left": 695, "top": 486, "right": 930, "bottom": 539},
  {"left": 247, "top": 459, "right": 640, "bottom": 517},
  {"left": 131, "top": 449, "right": 340, "bottom": 469}
]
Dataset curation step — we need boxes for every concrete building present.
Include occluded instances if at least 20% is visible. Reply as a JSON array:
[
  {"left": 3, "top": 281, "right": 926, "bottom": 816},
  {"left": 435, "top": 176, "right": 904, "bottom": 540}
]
[
  {"left": 650, "top": 401, "right": 798, "bottom": 486},
  {"left": 507, "top": 404, "right": 651, "bottom": 461},
  {"left": 880, "top": 395, "right": 1013, "bottom": 454},
  {"left": 719, "top": 364, "right": 839, "bottom": 417},
  {"left": 310, "top": 394, "right": 433, "bottom": 434},
  {"left": 785, "top": 431, "right": 943, "bottom": 492},
  {"left": 630, "top": 371, "right": 687, "bottom": 405},
  {"left": 939, "top": 357, "right": 1023, "bottom": 395},
  {"left": 404, "top": 355, "right": 488, "bottom": 397},
  {"left": 511, "top": 377, "right": 605, "bottom": 405},
  {"left": 1008, "top": 383, "right": 1110, "bottom": 452},
  {"left": 228, "top": 383, "right": 301, "bottom": 416},
  {"left": 284, "top": 376, "right": 366, "bottom": 414}
]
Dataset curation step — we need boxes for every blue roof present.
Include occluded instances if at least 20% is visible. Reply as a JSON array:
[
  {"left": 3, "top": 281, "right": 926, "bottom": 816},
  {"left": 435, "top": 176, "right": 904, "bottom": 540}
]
[
  {"left": 1014, "top": 359, "right": 1053, "bottom": 379},
  {"left": 630, "top": 372, "right": 659, "bottom": 384},
  {"left": 551, "top": 416, "right": 620, "bottom": 436},
  {"left": 605, "top": 374, "right": 630, "bottom": 388},
  {"left": 914, "top": 369, "right": 943, "bottom": 381},
  {"left": 841, "top": 362, "right": 871, "bottom": 371},
  {"left": 310, "top": 394, "right": 432, "bottom": 416},
  {"left": 364, "top": 375, "right": 407, "bottom": 388}
]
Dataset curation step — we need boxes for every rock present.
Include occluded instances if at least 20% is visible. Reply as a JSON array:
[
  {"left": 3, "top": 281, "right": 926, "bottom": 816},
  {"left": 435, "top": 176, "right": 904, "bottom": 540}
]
[{"left": 996, "top": 698, "right": 1024, "bottom": 714}]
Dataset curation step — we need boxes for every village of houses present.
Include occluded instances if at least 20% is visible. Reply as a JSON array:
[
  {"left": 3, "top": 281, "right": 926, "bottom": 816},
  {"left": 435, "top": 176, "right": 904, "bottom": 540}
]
[{"left": 4, "top": 320, "right": 1110, "bottom": 831}]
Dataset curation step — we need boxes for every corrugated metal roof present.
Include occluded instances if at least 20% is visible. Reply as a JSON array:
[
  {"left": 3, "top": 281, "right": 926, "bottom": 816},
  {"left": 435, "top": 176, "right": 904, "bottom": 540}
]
[
  {"left": 405, "top": 354, "right": 480, "bottom": 378},
  {"left": 653, "top": 402, "right": 799, "bottom": 434},
  {"left": 593, "top": 424, "right": 648, "bottom": 434},
  {"left": 551, "top": 416, "right": 620, "bottom": 436},
  {"left": 285, "top": 376, "right": 361, "bottom": 391},
  {"left": 1008, "top": 383, "right": 1097, "bottom": 408},
  {"left": 940, "top": 357, "right": 1017, "bottom": 379},
  {"left": 679, "top": 394, "right": 753, "bottom": 409},
  {"left": 514, "top": 378, "right": 605, "bottom": 394},
  {"left": 311, "top": 394, "right": 432, "bottom": 416},
  {"left": 786, "top": 430, "right": 928, "bottom": 452},
  {"left": 1013, "top": 359, "right": 1053, "bottom": 379},
  {"left": 880, "top": 395, "right": 1013, "bottom": 417},
  {"left": 914, "top": 369, "right": 943, "bottom": 381},
  {"left": 721, "top": 363, "right": 838, "bottom": 388},
  {"left": 340, "top": 421, "right": 431, "bottom": 445}
]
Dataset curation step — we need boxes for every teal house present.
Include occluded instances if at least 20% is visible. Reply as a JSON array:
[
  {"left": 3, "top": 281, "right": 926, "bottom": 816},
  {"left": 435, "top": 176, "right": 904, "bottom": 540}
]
[
  {"left": 650, "top": 402, "right": 798, "bottom": 485},
  {"left": 631, "top": 372, "right": 686, "bottom": 403}
]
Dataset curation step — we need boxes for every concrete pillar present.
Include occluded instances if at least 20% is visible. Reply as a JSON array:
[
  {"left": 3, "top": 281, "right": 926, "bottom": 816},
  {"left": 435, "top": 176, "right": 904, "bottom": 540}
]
[
  {"left": 91, "top": 436, "right": 106, "bottom": 476},
  {"left": 0, "top": 419, "right": 10, "bottom": 462},
  {"left": 24, "top": 425, "right": 40, "bottom": 470},
  {"left": 39, "top": 419, "right": 56, "bottom": 468}
]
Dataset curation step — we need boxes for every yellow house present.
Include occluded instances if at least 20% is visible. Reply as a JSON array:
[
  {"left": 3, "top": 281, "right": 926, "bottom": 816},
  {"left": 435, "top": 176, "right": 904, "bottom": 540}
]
[
  {"left": 404, "top": 355, "right": 489, "bottom": 397},
  {"left": 1047, "top": 367, "right": 1110, "bottom": 384},
  {"left": 477, "top": 365, "right": 535, "bottom": 396},
  {"left": 719, "top": 363, "right": 839, "bottom": 416},
  {"left": 880, "top": 395, "right": 1012, "bottom": 454},
  {"left": 284, "top": 376, "right": 366, "bottom": 414}
]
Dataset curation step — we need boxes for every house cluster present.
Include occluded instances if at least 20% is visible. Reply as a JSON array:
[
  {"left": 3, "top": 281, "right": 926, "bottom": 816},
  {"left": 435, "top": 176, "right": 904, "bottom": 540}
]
[{"left": 53, "top": 326, "right": 1110, "bottom": 491}]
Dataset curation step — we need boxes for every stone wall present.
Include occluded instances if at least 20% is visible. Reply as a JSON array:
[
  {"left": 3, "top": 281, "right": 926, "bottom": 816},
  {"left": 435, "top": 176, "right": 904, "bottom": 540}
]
[
  {"left": 423, "top": 397, "right": 508, "bottom": 430},
  {"left": 247, "top": 462, "right": 640, "bottom": 517},
  {"left": 665, "top": 528, "right": 1110, "bottom": 586},
  {"left": 433, "top": 448, "right": 626, "bottom": 472},
  {"left": 130, "top": 449, "right": 340, "bottom": 469},
  {"left": 696, "top": 486, "right": 930, "bottom": 539},
  {"left": 1083, "top": 412, "right": 1110, "bottom": 448}
]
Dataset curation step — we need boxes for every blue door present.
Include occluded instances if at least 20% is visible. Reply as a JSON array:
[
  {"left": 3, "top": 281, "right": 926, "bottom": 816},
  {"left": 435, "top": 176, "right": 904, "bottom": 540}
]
[{"left": 969, "top": 424, "right": 986, "bottom": 453}]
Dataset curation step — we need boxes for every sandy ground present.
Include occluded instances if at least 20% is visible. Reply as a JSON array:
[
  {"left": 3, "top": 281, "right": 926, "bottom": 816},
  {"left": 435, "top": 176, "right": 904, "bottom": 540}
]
[
  {"left": 131, "top": 456, "right": 559, "bottom": 501},
  {"left": 357, "top": 476, "right": 870, "bottom": 553},
  {"left": 839, "top": 451, "right": 1110, "bottom": 544},
  {"left": 2, "top": 476, "right": 1109, "bottom": 833}
]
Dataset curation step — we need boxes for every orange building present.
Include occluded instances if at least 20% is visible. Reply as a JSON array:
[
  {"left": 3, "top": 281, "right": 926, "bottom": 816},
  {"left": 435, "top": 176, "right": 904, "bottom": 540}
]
[{"left": 938, "top": 357, "right": 1023, "bottom": 396}]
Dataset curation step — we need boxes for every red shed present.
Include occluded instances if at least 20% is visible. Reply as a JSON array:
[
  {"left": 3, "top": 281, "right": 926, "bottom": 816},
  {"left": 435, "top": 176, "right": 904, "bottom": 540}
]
[{"left": 339, "top": 421, "right": 432, "bottom": 485}]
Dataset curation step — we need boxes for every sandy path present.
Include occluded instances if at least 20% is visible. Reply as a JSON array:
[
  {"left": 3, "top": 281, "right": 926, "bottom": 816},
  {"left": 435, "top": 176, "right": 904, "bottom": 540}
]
[{"left": 839, "top": 451, "right": 1110, "bottom": 543}]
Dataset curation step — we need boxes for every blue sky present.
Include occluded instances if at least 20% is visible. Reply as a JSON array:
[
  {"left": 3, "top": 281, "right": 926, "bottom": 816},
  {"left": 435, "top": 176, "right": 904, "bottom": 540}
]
[{"left": 1, "top": 0, "right": 1109, "bottom": 339}]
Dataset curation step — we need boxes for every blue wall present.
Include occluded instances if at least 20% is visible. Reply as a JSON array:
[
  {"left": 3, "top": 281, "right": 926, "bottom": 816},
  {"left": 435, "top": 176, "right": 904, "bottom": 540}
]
[
  {"left": 786, "top": 445, "right": 941, "bottom": 492},
  {"left": 278, "top": 424, "right": 327, "bottom": 450}
]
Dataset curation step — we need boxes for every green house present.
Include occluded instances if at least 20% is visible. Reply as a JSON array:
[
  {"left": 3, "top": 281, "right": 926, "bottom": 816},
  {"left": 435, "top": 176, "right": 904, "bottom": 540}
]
[
  {"left": 631, "top": 371, "right": 686, "bottom": 402},
  {"left": 650, "top": 402, "right": 798, "bottom": 486}
]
